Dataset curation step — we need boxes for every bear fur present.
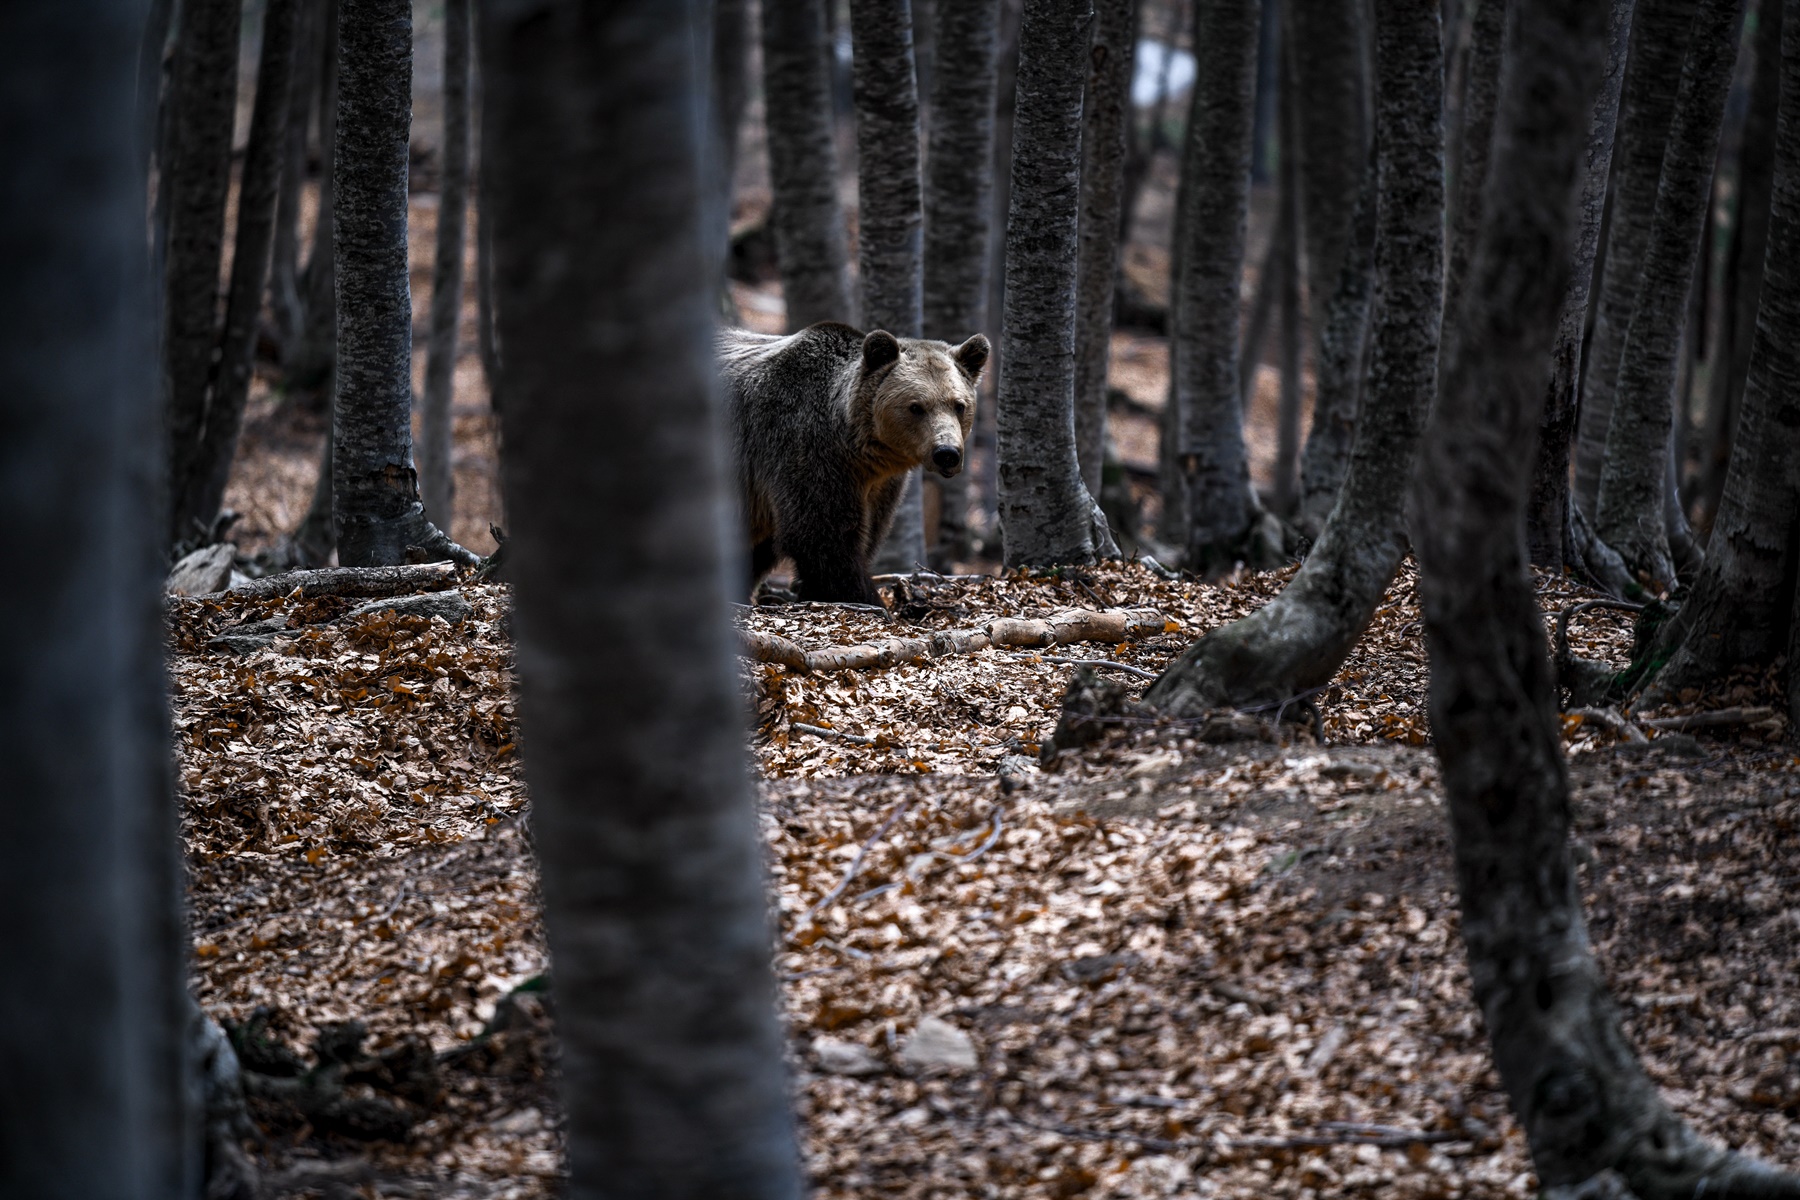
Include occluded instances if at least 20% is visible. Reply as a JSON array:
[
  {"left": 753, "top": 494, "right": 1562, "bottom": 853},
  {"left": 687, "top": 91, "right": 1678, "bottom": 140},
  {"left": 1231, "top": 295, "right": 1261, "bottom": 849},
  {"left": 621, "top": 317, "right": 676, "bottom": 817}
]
[{"left": 718, "top": 321, "right": 989, "bottom": 604}]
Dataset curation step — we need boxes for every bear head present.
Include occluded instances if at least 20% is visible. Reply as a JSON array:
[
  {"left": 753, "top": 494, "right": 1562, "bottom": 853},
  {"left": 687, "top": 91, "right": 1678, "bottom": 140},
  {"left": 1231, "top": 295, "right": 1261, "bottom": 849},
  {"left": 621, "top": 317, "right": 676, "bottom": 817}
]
[{"left": 858, "top": 330, "right": 990, "bottom": 478}]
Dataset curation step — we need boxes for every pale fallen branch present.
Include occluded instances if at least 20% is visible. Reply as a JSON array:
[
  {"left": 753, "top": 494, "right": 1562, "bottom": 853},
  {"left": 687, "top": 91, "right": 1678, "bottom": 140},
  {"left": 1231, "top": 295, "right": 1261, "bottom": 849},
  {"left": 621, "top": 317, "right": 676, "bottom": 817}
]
[
  {"left": 1638, "top": 706, "right": 1778, "bottom": 732},
  {"left": 796, "top": 798, "right": 916, "bottom": 929},
  {"left": 227, "top": 561, "right": 460, "bottom": 601},
  {"left": 791, "top": 722, "right": 875, "bottom": 746},
  {"left": 1042, "top": 656, "right": 1159, "bottom": 680},
  {"left": 1568, "top": 706, "right": 1648, "bottom": 743},
  {"left": 742, "top": 607, "right": 1172, "bottom": 674}
]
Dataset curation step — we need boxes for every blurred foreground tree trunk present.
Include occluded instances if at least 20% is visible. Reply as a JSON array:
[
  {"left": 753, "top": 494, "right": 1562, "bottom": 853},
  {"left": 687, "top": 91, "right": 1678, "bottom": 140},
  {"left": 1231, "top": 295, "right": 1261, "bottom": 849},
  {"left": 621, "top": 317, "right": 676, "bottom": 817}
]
[{"left": 482, "top": 4, "right": 803, "bottom": 1196}]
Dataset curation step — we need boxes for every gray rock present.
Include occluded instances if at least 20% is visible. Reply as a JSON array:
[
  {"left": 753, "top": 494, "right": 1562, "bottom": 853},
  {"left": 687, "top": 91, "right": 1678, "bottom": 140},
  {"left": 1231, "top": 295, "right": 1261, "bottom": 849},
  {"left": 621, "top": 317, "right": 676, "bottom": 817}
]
[
  {"left": 346, "top": 590, "right": 473, "bottom": 624},
  {"left": 207, "top": 615, "right": 289, "bottom": 655},
  {"left": 167, "top": 544, "right": 237, "bottom": 596},
  {"left": 813, "top": 1037, "right": 883, "bottom": 1077},
  {"left": 897, "top": 1016, "right": 977, "bottom": 1074}
]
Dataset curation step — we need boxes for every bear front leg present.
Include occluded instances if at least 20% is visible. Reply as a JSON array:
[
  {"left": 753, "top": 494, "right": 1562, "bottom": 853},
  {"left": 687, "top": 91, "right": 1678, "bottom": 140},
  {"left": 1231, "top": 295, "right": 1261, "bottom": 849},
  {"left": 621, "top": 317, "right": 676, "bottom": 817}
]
[
  {"left": 779, "top": 501, "right": 882, "bottom": 606},
  {"left": 748, "top": 538, "right": 779, "bottom": 597}
]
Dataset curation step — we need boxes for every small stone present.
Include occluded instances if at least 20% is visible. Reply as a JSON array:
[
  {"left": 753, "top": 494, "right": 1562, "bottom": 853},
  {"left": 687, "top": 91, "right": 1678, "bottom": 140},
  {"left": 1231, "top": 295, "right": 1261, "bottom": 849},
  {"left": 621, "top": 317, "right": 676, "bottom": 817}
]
[
  {"left": 167, "top": 544, "right": 236, "bottom": 596},
  {"left": 897, "top": 1016, "right": 976, "bottom": 1074},
  {"left": 347, "top": 590, "right": 473, "bottom": 624},
  {"left": 997, "top": 754, "right": 1038, "bottom": 794},
  {"left": 813, "top": 1037, "right": 882, "bottom": 1077}
]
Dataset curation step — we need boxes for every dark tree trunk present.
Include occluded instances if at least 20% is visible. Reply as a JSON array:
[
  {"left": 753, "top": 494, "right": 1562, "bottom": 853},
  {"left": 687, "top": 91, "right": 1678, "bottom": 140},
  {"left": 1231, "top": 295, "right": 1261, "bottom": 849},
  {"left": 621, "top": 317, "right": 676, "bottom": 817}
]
[
  {"left": 715, "top": 0, "right": 752, "bottom": 189},
  {"left": 849, "top": 0, "right": 928, "bottom": 572},
  {"left": 1443, "top": 0, "right": 1504, "bottom": 341},
  {"left": 1144, "top": 0, "right": 1442, "bottom": 716},
  {"left": 762, "top": 0, "right": 855, "bottom": 329},
  {"left": 160, "top": 0, "right": 240, "bottom": 548},
  {"left": 2, "top": 1, "right": 191, "bottom": 1192},
  {"left": 481, "top": 4, "right": 803, "bottom": 1195},
  {"left": 977, "top": 0, "right": 1024, "bottom": 540},
  {"left": 997, "top": 0, "right": 1115, "bottom": 567},
  {"left": 1172, "top": 0, "right": 1280, "bottom": 575},
  {"left": 332, "top": 0, "right": 472, "bottom": 568},
  {"left": 1121, "top": 0, "right": 1186, "bottom": 247},
  {"left": 1250, "top": 0, "right": 1280, "bottom": 181},
  {"left": 1574, "top": 0, "right": 1701, "bottom": 513},
  {"left": 421, "top": 0, "right": 472, "bottom": 533},
  {"left": 270, "top": 0, "right": 320, "bottom": 354},
  {"left": 1073, "top": 0, "right": 1135, "bottom": 496},
  {"left": 1595, "top": 0, "right": 1743, "bottom": 591},
  {"left": 1527, "top": 0, "right": 1636, "bottom": 573},
  {"left": 477, "top": 163, "right": 503, "bottom": 413},
  {"left": 173, "top": 0, "right": 302, "bottom": 546},
  {"left": 921, "top": 0, "right": 1000, "bottom": 564},
  {"left": 294, "top": 412, "right": 336, "bottom": 567},
  {"left": 1417, "top": 1, "right": 1800, "bottom": 1194},
  {"left": 288, "top": 0, "right": 339, "bottom": 391},
  {"left": 1270, "top": 58, "right": 1303, "bottom": 517}
]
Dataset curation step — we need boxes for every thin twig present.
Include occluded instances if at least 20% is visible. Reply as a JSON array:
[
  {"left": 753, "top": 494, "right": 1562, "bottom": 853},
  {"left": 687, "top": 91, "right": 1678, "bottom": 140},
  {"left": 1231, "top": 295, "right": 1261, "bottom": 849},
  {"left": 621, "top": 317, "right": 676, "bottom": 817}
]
[
  {"left": 796, "top": 798, "right": 917, "bottom": 929},
  {"left": 792, "top": 722, "right": 875, "bottom": 746},
  {"left": 1555, "top": 598, "right": 1645, "bottom": 663},
  {"left": 1043, "top": 656, "right": 1159, "bottom": 680},
  {"left": 1639, "top": 706, "right": 1777, "bottom": 732}
]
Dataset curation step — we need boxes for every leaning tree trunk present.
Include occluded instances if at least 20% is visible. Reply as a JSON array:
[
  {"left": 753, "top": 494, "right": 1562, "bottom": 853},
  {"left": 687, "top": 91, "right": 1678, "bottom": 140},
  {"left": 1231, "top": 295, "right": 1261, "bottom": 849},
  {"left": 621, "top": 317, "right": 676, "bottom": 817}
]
[
  {"left": 1073, "top": 0, "right": 1136, "bottom": 496},
  {"left": 159, "top": 0, "right": 239, "bottom": 549},
  {"left": 1527, "top": 0, "right": 1636, "bottom": 573},
  {"left": 921, "top": 0, "right": 1000, "bottom": 564},
  {"left": 1574, "top": 0, "right": 1702, "bottom": 513},
  {"left": 1416, "top": 2, "right": 1800, "bottom": 1194},
  {"left": 420, "top": 0, "right": 472, "bottom": 533},
  {"left": 1143, "top": 0, "right": 1443, "bottom": 718},
  {"left": 762, "top": 0, "right": 854, "bottom": 330},
  {"left": 1595, "top": 0, "right": 1743, "bottom": 591},
  {"left": 288, "top": 0, "right": 339, "bottom": 391},
  {"left": 997, "top": 0, "right": 1117, "bottom": 567},
  {"left": 2, "top": 2, "right": 191, "bottom": 1193},
  {"left": 1172, "top": 0, "right": 1281, "bottom": 575},
  {"left": 850, "top": 0, "right": 929, "bottom": 573},
  {"left": 333, "top": 0, "right": 473, "bottom": 567},
  {"left": 481, "top": 3, "right": 803, "bottom": 1196},
  {"left": 172, "top": 0, "right": 301, "bottom": 547}
]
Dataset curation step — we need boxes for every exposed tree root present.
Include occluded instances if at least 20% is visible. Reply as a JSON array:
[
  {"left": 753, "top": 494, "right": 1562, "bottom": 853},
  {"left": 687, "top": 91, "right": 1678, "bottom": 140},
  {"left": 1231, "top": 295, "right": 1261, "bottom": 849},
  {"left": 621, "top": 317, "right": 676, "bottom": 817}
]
[{"left": 740, "top": 606, "right": 1171, "bottom": 675}]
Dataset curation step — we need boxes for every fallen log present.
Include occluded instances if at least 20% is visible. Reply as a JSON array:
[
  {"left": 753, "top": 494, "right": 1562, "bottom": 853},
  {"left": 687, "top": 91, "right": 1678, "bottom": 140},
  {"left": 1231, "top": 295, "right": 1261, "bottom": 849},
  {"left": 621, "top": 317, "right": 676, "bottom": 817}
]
[
  {"left": 741, "top": 607, "right": 1172, "bottom": 674},
  {"left": 227, "top": 562, "right": 461, "bottom": 602}
]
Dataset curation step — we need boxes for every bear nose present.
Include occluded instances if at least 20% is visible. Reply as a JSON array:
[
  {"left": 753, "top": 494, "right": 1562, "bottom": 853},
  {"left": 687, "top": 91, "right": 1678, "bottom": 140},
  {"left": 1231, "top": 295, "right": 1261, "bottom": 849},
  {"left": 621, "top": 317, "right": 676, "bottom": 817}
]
[{"left": 932, "top": 446, "right": 962, "bottom": 473}]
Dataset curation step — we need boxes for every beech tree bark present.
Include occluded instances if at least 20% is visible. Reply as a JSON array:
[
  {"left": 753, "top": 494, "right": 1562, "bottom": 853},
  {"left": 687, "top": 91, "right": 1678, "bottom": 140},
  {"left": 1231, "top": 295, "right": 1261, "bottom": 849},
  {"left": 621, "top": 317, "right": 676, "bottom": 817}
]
[
  {"left": 1595, "top": 0, "right": 1744, "bottom": 591},
  {"left": 762, "top": 0, "right": 854, "bottom": 330},
  {"left": 333, "top": 0, "right": 472, "bottom": 568},
  {"left": 159, "top": 0, "right": 239, "bottom": 548},
  {"left": 921, "top": 0, "right": 1000, "bottom": 563},
  {"left": 1417, "top": 3, "right": 1800, "bottom": 1193},
  {"left": 482, "top": 4, "right": 803, "bottom": 1196},
  {"left": 1073, "top": 0, "right": 1136, "bottom": 495},
  {"left": 288, "top": 0, "right": 339, "bottom": 390},
  {"left": 421, "top": 0, "right": 473, "bottom": 532},
  {"left": 1143, "top": 0, "right": 1443, "bottom": 717},
  {"left": 1443, "top": 0, "right": 1504, "bottom": 339},
  {"left": 270, "top": 0, "right": 320, "bottom": 353},
  {"left": 1574, "top": 0, "right": 1701, "bottom": 513},
  {"left": 1526, "top": 0, "right": 1635, "bottom": 572},
  {"left": 1171, "top": 0, "right": 1280, "bottom": 575},
  {"left": 1270, "top": 67, "right": 1303, "bottom": 517},
  {"left": 2, "top": 2, "right": 191, "bottom": 1192},
  {"left": 850, "top": 0, "right": 928, "bottom": 573}
]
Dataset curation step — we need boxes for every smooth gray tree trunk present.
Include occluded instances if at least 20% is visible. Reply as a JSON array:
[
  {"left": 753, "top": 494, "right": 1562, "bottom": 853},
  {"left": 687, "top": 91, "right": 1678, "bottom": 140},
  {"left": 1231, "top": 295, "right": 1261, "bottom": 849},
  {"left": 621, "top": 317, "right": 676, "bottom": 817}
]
[
  {"left": 1574, "top": 0, "right": 1701, "bottom": 512},
  {"left": 715, "top": 0, "right": 752, "bottom": 189},
  {"left": 1, "top": 2, "right": 191, "bottom": 1194},
  {"left": 270, "top": 0, "right": 321, "bottom": 355},
  {"left": 421, "top": 0, "right": 472, "bottom": 533},
  {"left": 1526, "top": 0, "right": 1635, "bottom": 572},
  {"left": 1417, "top": 2, "right": 1800, "bottom": 1193},
  {"left": 333, "top": 0, "right": 473, "bottom": 568},
  {"left": 921, "top": 0, "right": 1000, "bottom": 563},
  {"left": 762, "top": 0, "right": 854, "bottom": 330},
  {"left": 850, "top": 0, "right": 929, "bottom": 573},
  {"left": 1172, "top": 0, "right": 1279, "bottom": 575},
  {"left": 998, "top": 0, "right": 1115, "bottom": 567},
  {"left": 482, "top": 4, "right": 803, "bottom": 1196},
  {"left": 175, "top": 0, "right": 302, "bottom": 546},
  {"left": 1073, "top": 0, "right": 1136, "bottom": 496},
  {"left": 1443, "top": 0, "right": 1505, "bottom": 343},
  {"left": 1270, "top": 62, "right": 1303, "bottom": 517},
  {"left": 289, "top": 0, "right": 339, "bottom": 390},
  {"left": 979, "top": 2, "right": 1024, "bottom": 541},
  {"left": 1144, "top": 0, "right": 1443, "bottom": 717},
  {"left": 1595, "top": 0, "right": 1743, "bottom": 590},
  {"left": 160, "top": 0, "right": 240, "bottom": 548}
]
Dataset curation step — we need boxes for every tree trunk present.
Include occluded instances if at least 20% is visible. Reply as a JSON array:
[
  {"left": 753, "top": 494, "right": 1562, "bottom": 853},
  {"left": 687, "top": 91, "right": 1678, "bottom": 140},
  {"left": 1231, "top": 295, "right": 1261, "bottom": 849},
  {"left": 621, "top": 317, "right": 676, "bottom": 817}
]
[
  {"left": 980, "top": 0, "right": 1025, "bottom": 541},
  {"left": 270, "top": 0, "right": 321, "bottom": 355},
  {"left": 481, "top": 4, "right": 803, "bottom": 1195},
  {"left": 173, "top": 0, "right": 302, "bottom": 547},
  {"left": 421, "top": 0, "right": 472, "bottom": 533},
  {"left": 1443, "top": 0, "right": 1505, "bottom": 343},
  {"left": 1595, "top": 0, "right": 1743, "bottom": 591},
  {"left": 1527, "top": 0, "right": 1635, "bottom": 572},
  {"left": 333, "top": 0, "right": 472, "bottom": 568},
  {"left": 762, "top": 0, "right": 855, "bottom": 330},
  {"left": 715, "top": 0, "right": 752, "bottom": 190},
  {"left": 294, "top": 411, "right": 336, "bottom": 567},
  {"left": 850, "top": 0, "right": 928, "bottom": 573},
  {"left": 2, "top": 2, "right": 192, "bottom": 1192},
  {"left": 1121, "top": 0, "right": 1186, "bottom": 248},
  {"left": 1270, "top": 58, "right": 1303, "bottom": 517},
  {"left": 1417, "top": 2, "right": 1800, "bottom": 1194},
  {"left": 1574, "top": 0, "right": 1701, "bottom": 513},
  {"left": 998, "top": 0, "right": 1117, "bottom": 567},
  {"left": 160, "top": 0, "right": 240, "bottom": 548},
  {"left": 1172, "top": 0, "right": 1280, "bottom": 575},
  {"left": 921, "top": 0, "right": 1000, "bottom": 564},
  {"left": 288, "top": 0, "right": 339, "bottom": 391},
  {"left": 1143, "top": 0, "right": 1443, "bottom": 717},
  {"left": 477, "top": 161, "right": 503, "bottom": 414},
  {"left": 1073, "top": 0, "right": 1136, "bottom": 496}
]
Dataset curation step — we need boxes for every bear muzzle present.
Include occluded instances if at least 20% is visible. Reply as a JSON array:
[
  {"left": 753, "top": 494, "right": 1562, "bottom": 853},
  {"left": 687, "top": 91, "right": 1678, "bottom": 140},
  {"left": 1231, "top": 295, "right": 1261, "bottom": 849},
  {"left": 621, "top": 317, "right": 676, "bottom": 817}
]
[{"left": 931, "top": 445, "right": 963, "bottom": 477}]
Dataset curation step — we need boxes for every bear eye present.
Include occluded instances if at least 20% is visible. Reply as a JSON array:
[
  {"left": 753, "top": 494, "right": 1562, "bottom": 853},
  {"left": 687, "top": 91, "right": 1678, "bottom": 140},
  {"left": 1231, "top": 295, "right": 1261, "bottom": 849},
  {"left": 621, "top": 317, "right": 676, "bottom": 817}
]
[
  {"left": 909, "top": 402, "right": 926, "bottom": 416},
  {"left": 955, "top": 401, "right": 967, "bottom": 415}
]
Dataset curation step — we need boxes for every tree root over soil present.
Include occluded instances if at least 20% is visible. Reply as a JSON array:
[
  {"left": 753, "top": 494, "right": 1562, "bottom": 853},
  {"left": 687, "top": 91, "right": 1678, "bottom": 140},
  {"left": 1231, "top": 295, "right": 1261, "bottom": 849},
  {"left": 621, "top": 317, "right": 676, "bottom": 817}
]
[{"left": 740, "top": 606, "right": 1171, "bottom": 674}]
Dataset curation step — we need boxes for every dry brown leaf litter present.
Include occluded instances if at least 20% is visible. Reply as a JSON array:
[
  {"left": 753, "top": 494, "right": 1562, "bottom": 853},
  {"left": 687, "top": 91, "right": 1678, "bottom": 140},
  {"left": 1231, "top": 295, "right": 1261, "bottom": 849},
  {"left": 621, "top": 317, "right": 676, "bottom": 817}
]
[{"left": 171, "top": 562, "right": 1799, "bottom": 1198}]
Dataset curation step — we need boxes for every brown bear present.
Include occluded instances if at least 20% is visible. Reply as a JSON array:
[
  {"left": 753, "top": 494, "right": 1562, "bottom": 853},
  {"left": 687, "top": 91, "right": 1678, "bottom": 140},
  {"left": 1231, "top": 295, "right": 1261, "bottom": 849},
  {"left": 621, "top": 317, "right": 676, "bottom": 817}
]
[{"left": 717, "top": 321, "right": 989, "bottom": 604}]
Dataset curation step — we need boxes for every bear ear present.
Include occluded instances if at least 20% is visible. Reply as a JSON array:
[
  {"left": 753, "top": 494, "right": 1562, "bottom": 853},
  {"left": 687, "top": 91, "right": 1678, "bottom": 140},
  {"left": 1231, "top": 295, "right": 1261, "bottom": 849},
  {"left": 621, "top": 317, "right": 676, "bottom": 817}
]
[
  {"left": 953, "top": 334, "right": 991, "bottom": 380},
  {"left": 862, "top": 330, "right": 901, "bottom": 372}
]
